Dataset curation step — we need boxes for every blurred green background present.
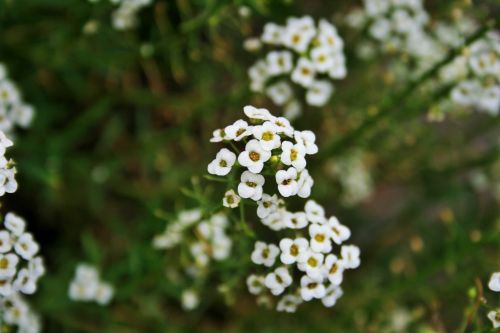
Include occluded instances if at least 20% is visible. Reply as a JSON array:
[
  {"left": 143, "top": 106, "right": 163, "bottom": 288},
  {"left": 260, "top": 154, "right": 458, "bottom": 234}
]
[{"left": 0, "top": 0, "right": 499, "bottom": 332}]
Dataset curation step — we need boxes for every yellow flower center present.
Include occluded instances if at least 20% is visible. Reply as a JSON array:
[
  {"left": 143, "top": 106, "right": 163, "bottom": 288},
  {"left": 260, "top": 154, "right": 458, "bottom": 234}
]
[
  {"left": 0, "top": 258, "right": 8, "bottom": 269},
  {"left": 249, "top": 151, "right": 260, "bottom": 162},
  {"left": 307, "top": 257, "right": 318, "bottom": 267},
  {"left": 290, "top": 149, "right": 298, "bottom": 161},
  {"left": 262, "top": 131, "right": 274, "bottom": 141},
  {"left": 314, "top": 234, "right": 325, "bottom": 242},
  {"left": 290, "top": 244, "right": 299, "bottom": 256}
]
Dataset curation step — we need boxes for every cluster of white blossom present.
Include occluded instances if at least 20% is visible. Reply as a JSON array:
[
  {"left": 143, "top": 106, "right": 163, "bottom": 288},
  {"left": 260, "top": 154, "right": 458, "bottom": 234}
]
[
  {"left": 0, "top": 294, "right": 41, "bottom": 333},
  {"left": 247, "top": 17, "right": 347, "bottom": 119},
  {"left": 111, "top": 0, "right": 153, "bottom": 30},
  {"left": 68, "top": 263, "right": 114, "bottom": 306},
  {"left": 327, "top": 151, "right": 374, "bottom": 206},
  {"left": 0, "top": 64, "right": 34, "bottom": 135},
  {"left": 153, "top": 210, "right": 232, "bottom": 275},
  {"left": 0, "top": 132, "right": 17, "bottom": 197},
  {"left": 208, "top": 106, "right": 316, "bottom": 201},
  {"left": 487, "top": 272, "right": 499, "bottom": 328},
  {"left": 247, "top": 199, "right": 360, "bottom": 312},
  {"left": 346, "top": 1, "right": 499, "bottom": 117},
  {"left": 0, "top": 213, "right": 45, "bottom": 333}
]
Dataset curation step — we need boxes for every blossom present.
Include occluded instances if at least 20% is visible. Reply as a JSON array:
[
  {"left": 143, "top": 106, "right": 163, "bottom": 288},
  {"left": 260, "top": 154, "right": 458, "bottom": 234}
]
[
  {"left": 297, "top": 169, "right": 314, "bottom": 198},
  {"left": 238, "top": 139, "right": 272, "bottom": 173},
  {"left": 247, "top": 274, "right": 265, "bottom": 295},
  {"left": 323, "top": 254, "right": 345, "bottom": 285},
  {"left": 341, "top": 245, "right": 361, "bottom": 269},
  {"left": 298, "top": 250, "right": 324, "bottom": 280},
  {"left": 304, "top": 200, "right": 326, "bottom": 224},
  {"left": 276, "top": 167, "right": 298, "bottom": 197},
  {"left": 280, "top": 141, "right": 306, "bottom": 171},
  {"left": 0, "top": 253, "right": 19, "bottom": 278},
  {"left": 207, "top": 148, "right": 236, "bottom": 176},
  {"left": 327, "top": 217, "right": 351, "bottom": 245},
  {"left": 252, "top": 122, "right": 281, "bottom": 151},
  {"left": 277, "top": 294, "right": 302, "bottom": 313},
  {"left": 266, "top": 51, "right": 293, "bottom": 76},
  {"left": 222, "top": 189, "right": 240, "bottom": 208},
  {"left": 257, "top": 194, "right": 280, "bottom": 219},
  {"left": 266, "top": 81, "right": 293, "bottom": 106},
  {"left": 321, "top": 284, "right": 343, "bottom": 307},
  {"left": 224, "top": 119, "right": 251, "bottom": 141},
  {"left": 291, "top": 58, "right": 316, "bottom": 88},
  {"left": 284, "top": 211, "right": 308, "bottom": 229},
  {"left": 238, "top": 171, "right": 265, "bottom": 201},
  {"left": 264, "top": 266, "right": 292, "bottom": 295},
  {"left": 306, "top": 80, "right": 334, "bottom": 106},
  {"left": 181, "top": 289, "right": 199, "bottom": 310},
  {"left": 488, "top": 272, "right": 500, "bottom": 292},
  {"left": 251, "top": 241, "right": 280, "bottom": 267},
  {"left": 300, "top": 275, "right": 326, "bottom": 301},
  {"left": 294, "top": 131, "right": 318, "bottom": 155},
  {"left": 309, "top": 224, "right": 332, "bottom": 253},
  {"left": 487, "top": 310, "right": 500, "bottom": 329},
  {"left": 279, "top": 237, "right": 308, "bottom": 265}
]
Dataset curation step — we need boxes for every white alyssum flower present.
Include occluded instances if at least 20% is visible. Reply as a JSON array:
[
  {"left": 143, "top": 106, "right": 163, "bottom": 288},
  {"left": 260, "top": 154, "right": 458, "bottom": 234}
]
[
  {"left": 264, "top": 266, "right": 293, "bottom": 295},
  {"left": 323, "top": 254, "right": 345, "bottom": 285},
  {"left": 341, "top": 245, "right": 361, "bottom": 269},
  {"left": 252, "top": 122, "right": 281, "bottom": 151},
  {"left": 294, "top": 130, "right": 318, "bottom": 155},
  {"left": 257, "top": 194, "right": 281, "bottom": 219},
  {"left": 298, "top": 250, "right": 324, "bottom": 280},
  {"left": 224, "top": 119, "right": 251, "bottom": 141},
  {"left": 487, "top": 310, "right": 500, "bottom": 329},
  {"left": 238, "top": 139, "right": 271, "bottom": 173},
  {"left": 266, "top": 81, "right": 293, "bottom": 106},
  {"left": 297, "top": 169, "right": 314, "bottom": 198},
  {"left": 14, "top": 234, "right": 39, "bottom": 260},
  {"left": 276, "top": 167, "right": 298, "bottom": 197},
  {"left": 291, "top": 58, "right": 316, "bottom": 88},
  {"left": 222, "top": 189, "right": 240, "bottom": 208},
  {"left": 181, "top": 289, "right": 199, "bottom": 310},
  {"left": 304, "top": 200, "right": 326, "bottom": 224},
  {"left": 327, "top": 216, "right": 351, "bottom": 245},
  {"left": 247, "top": 274, "right": 265, "bottom": 295},
  {"left": 488, "top": 272, "right": 500, "bottom": 292},
  {"left": 309, "top": 224, "right": 332, "bottom": 253},
  {"left": 321, "top": 284, "right": 344, "bottom": 307},
  {"left": 68, "top": 263, "right": 114, "bottom": 305},
  {"left": 306, "top": 80, "right": 334, "bottom": 106},
  {"left": 300, "top": 275, "right": 326, "bottom": 301},
  {"left": 266, "top": 51, "right": 293, "bottom": 76},
  {"left": 276, "top": 294, "right": 302, "bottom": 313},
  {"left": 207, "top": 148, "right": 236, "bottom": 176},
  {"left": 279, "top": 238, "right": 308, "bottom": 265},
  {"left": 238, "top": 171, "right": 265, "bottom": 201},
  {"left": 280, "top": 141, "right": 306, "bottom": 171},
  {"left": 251, "top": 241, "right": 280, "bottom": 267},
  {"left": 284, "top": 211, "right": 308, "bottom": 229}
]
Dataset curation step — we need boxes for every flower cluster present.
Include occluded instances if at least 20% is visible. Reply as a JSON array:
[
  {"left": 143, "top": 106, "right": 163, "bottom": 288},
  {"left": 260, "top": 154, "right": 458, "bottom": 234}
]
[
  {"left": 208, "top": 106, "right": 316, "bottom": 200},
  {"left": 0, "top": 293, "right": 41, "bottom": 333},
  {"left": 346, "top": 1, "right": 499, "bottom": 118},
  {"left": 0, "top": 64, "right": 34, "bottom": 135},
  {"left": 247, "top": 200, "right": 360, "bottom": 312},
  {"left": 68, "top": 263, "right": 114, "bottom": 306},
  {"left": 0, "top": 213, "right": 45, "bottom": 298},
  {"left": 153, "top": 210, "right": 232, "bottom": 274},
  {"left": 111, "top": 0, "right": 153, "bottom": 30},
  {"left": 0, "top": 132, "right": 17, "bottom": 197},
  {"left": 247, "top": 17, "right": 347, "bottom": 119}
]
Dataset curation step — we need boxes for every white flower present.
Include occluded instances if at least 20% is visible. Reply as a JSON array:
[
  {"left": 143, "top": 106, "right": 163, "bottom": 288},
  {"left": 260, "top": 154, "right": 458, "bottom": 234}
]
[
  {"left": 224, "top": 119, "right": 251, "bottom": 141},
  {"left": 284, "top": 99, "right": 302, "bottom": 120},
  {"left": 282, "top": 17, "right": 315, "bottom": 53},
  {"left": 14, "top": 233, "right": 39, "bottom": 260},
  {"left": 247, "top": 274, "right": 265, "bottom": 295},
  {"left": 321, "top": 284, "right": 343, "bottom": 307},
  {"left": 0, "top": 167, "right": 18, "bottom": 196},
  {"left": 327, "top": 216, "right": 351, "bottom": 245},
  {"left": 487, "top": 310, "right": 500, "bottom": 329},
  {"left": 264, "top": 266, "right": 292, "bottom": 295},
  {"left": 243, "top": 37, "right": 262, "bottom": 52},
  {"left": 284, "top": 211, "right": 308, "bottom": 229},
  {"left": 243, "top": 105, "right": 273, "bottom": 121},
  {"left": 248, "top": 61, "right": 270, "bottom": 92},
  {"left": 0, "top": 253, "right": 19, "bottom": 278},
  {"left": 297, "top": 169, "right": 314, "bottom": 198},
  {"left": 298, "top": 250, "right": 324, "bottom": 280},
  {"left": 341, "top": 245, "right": 361, "bottom": 269},
  {"left": 13, "top": 268, "right": 37, "bottom": 294},
  {"left": 0, "top": 230, "right": 12, "bottom": 253},
  {"left": 95, "top": 282, "right": 114, "bottom": 305},
  {"left": 300, "top": 275, "right": 326, "bottom": 301},
  {"left": 28, "top": 256, "right": 45, "bottom": 279},
  {"left": 328, "top": 54, "right": 347, "bottom": 79},
  {"left": 261, "top": 23, "right": 285, "bottom": 45},
  {"left": 266, "top": 51, "right": 293, "bottom": 76},
  {"left": 212, "top": 234, "right": 232, "bottom": 260},
  {"left": 210, "top": 128, "right": 227, "bottom": 142},
  {"left": 277, "top": 294, "right": 302, "bottom": 313},
  {"left": 323, "top": 254, "right": 345, "bottom": 285},
  {"left": 251, "top": 241, "right": 279, "bottom": 267},
  {"left": 252, "top": 122, "right": 281, "bottom": 151},
  {"left": 0, "top": 277, "right": 13, "bottom": 296},
  {"left": 478, "top": 85, "right": 500, "bottom": 115},
  {"left": 222, "top": 189, "right": 240, "bottom": 208},
  {"left": 181, "top": 289, "right": 199, "bottom": 310},
  {"left": 280, "top": 141, "right": 306, "bottom": 171},
  {"left": 369, "top": 18, "right": 391, "bottom": 40},
  {"left": 311, "top": 46, "right": 335, "bottom": 73},
  {"left": 238, "top": 171, "right": 265, "bottom": 201},
  {"left": 291, "top": 58, "right": 316, "bottom": 88},
  {"left": 306, "top": 80, "right": 334, "bottom": 106},
  {"left": 238, "top": 139, "right": 272, "bottom": 173},
  {"left": 318, "top": 19, "right": 344, "bottom": 51},
  {"left": 294, "top": 130, "right": 318, "bottom": 155},
  {"left": 269, "top": 116, "right": 294, "bottom": 137},
  {"left": 309, "top": 224, "right": 332, "bottom": 253},
  {"left": 304, "top": 200, "right": 326, "bottom": 224},
  {"left": 276, "top": 167, "right": 298, "bottom": 197},
  {"left": 257, "top": 193, "right": 280, "bottom": 219},
  {"left": 266, "top": 81, "right": 293, "bottom": 106},
  {"left": 207, "top": 148, "right": 236, "bottom": 176},
  {"left": 279, "top": 237, "right": 308, "bottom": 264},
  {"left": 450, "top": 80, "right": 480, "bottom": 107},
  {"left": 4, "top": 212, "right": 25, "bottom": 236},
  {"left": 261, "top": 209, "right": 287, "bottom": 231},
  {"left": 488, "top": 272, "right": 500, "bottom": 292}
]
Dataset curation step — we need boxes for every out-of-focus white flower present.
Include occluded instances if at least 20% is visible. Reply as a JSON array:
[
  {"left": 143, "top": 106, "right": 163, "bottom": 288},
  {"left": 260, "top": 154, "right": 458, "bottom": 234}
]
[
  {"left": 304, "top": 200, "right": 326, "bottom": 224},
  {"left": 276, "top": 294, "right": 302, "bottom": 313},
  {"left": 341, "top": 245, "right": 361, "bottom": 269},
  {"left": 487, "top": 310, "right": 500, "bottom": 328},
  {"left": 323, "top": 254, "right": 345, "bottom": 285},
  {"left": 321, "top": 284, "right": 343, "bottom": 307},
  {"left": 181, "top": 289, "right": 199, "bottom": 310},
  {"left": 488, "top": 272, "right": 500, "bottom": 292},
  {"left": 247, "top": 274, "right": 265, "bottom": 295},
  {"left": 306, "top": 80, "right": 334, "bottom": 106},
  {"left": 300, "top": 275, "right": 326, "bottom": 301},
  {"left": 264, "top": 266, "right": 292, "bottom": 295},
  {"left": 251, "top": 241, "right": 280, "bottom": 267},
  {"left": 266, "top": 81, "right": 293, "bottom": 106}
]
